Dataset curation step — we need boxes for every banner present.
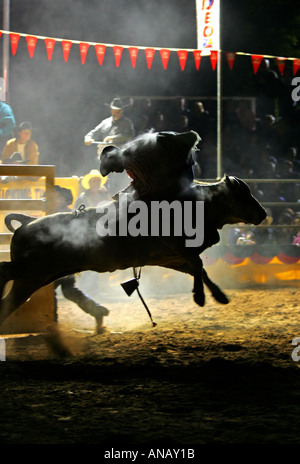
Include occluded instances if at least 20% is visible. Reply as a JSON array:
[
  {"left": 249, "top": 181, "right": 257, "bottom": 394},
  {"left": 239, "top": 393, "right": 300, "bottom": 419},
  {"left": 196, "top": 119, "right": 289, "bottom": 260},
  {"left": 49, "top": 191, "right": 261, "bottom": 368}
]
[
  {"left": 251, "top": 54, "right": 264, "bottom": 74},
  {"left": 113, "top": 45, "right": 123, "bottom": 67},
  {"left": 210, "top": 50, "right": 218, "bottom": 70},
  {"left": 226, "top": 52, "right": 236, "bottom": 70},
  {"left": 129, "top": 47, "right": 139, "bottom": 68},
  {"left": 95, "top": 44, "right": 106, "bottom": 65},
  {"left": 79, "top": 42, "right": 90, "bottom": 64},
  {"left": 145, "top": 48, "right": 156, "bottom": 69},
  {"left": 44, "top": 38, "right": 56, "bottom": 61},
  {"left": 193, "top": 50, "right": 202, "bottom": 70},
  {"left": 9, "top": 33, "right": 20, "bottom": 56},
  {"left": 276, "top": 57, "right": 286, "bottom": 76},
  {"left": 294, "top": 59, "right": 300, "bottom": 76},
  {"left": 62, "top": 40, "right": 72, "bottom": 62},
  {"left": 160, "top": 49, "right": 170, "bottom": 69},
  {"left": 0, "top": 29, "right": 299, "bottom": 74},
  {"left": 26, "top": 35, "right": 38, "bottom": 58},
  {"left": 196, "top": 0, "right": 220, "bottom": 51},
  {"left": 177, "top": 50, "right": 188, "bottom": 71}
]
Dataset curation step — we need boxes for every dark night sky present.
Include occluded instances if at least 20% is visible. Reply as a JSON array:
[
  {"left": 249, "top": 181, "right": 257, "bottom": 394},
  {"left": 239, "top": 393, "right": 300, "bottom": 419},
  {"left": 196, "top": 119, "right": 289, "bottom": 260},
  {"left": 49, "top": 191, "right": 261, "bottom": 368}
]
[{"left": 0, "top": 0, "right": 299, "bottom": 175}]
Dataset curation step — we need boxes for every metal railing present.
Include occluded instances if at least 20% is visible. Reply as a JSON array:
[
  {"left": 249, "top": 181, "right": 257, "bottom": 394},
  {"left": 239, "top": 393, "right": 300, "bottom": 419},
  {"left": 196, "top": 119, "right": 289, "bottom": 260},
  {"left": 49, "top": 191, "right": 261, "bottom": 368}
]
[{"left": 0, "top": 165, "right": 55, "bottom": 254}]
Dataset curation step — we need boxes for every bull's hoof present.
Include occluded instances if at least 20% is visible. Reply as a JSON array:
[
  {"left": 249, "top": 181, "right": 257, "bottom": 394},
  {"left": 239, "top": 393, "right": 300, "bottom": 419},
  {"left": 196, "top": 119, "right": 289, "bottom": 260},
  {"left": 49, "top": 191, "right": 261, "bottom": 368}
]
[
  {"left": 213, "top": 289, "right": 230, "bottom": 305},
  {"left": 95, "top": 305, "right": 109, "bottom": 334},
  {"left": 193, "top": 292, "right": 205, "bottom": 307}
]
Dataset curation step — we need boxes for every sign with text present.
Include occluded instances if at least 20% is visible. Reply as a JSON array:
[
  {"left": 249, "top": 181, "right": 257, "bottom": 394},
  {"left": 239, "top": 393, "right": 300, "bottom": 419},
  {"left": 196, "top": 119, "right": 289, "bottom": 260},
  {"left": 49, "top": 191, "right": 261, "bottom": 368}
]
[{"left": 196, "top": 0, "right": 220, "bottom": 52}]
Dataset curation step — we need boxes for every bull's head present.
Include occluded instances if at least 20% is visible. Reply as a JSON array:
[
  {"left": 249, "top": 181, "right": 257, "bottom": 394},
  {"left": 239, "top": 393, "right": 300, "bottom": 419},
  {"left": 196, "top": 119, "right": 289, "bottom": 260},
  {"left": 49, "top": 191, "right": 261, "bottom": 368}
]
[
  {"left": 100, "top": 146, "right": 124, "bottom": 176},
  {"left": 224, "top": 175, "right": 267, "bottom": 226}
]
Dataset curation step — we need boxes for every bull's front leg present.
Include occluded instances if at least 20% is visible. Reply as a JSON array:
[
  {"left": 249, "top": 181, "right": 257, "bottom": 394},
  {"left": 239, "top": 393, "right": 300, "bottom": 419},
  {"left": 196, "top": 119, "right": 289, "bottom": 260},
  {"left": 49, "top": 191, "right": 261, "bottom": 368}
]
[
  {"left": 202, "top": 268, "right": 229, "bottom": 304},
  {"left": 175, "top": 248, "right": 205, "bottom": 307},
  {"left": 191, "top": 256, "right": 205, "bottom": 307}
]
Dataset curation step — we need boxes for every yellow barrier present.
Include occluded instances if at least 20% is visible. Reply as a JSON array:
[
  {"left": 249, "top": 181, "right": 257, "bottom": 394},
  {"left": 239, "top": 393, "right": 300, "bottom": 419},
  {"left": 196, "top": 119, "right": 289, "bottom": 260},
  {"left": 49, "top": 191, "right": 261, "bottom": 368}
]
[
  {"left": 205, "top": 257, "right": 300, "bottom": 288},
  {"left": 0, "top": 175, "right": 80, "bottom": 235},
  {"left": 0, "top": 165, "right": 62, "bottom": 335}
]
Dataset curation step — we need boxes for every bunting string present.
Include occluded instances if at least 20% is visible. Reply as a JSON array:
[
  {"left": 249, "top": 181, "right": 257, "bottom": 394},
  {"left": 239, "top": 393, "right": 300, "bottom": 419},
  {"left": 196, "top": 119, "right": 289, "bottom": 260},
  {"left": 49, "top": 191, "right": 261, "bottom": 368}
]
[{"left": 1, "top": 29, "right": 299, "bottom": 75}]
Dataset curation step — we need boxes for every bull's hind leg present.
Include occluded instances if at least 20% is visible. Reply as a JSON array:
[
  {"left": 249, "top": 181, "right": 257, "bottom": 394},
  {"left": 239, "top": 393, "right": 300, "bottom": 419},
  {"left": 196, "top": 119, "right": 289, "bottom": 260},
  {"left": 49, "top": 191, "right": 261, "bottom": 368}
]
[
  {"left": 0, "top": 278, "right": 40, "bottom": 326},
  {"left": 0, "top": 262, "right": 15, "bottom": 299},
  {"left": 202, "top": 268, "right": 229, "bottom": 304}
]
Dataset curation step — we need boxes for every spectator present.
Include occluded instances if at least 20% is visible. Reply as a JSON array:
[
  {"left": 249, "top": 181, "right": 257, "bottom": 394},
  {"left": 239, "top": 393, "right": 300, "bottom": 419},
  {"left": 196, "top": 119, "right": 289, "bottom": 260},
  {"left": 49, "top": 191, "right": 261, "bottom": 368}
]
[
  {"left": 189, "top": 101, "right": 211, "bottom": 139},
  {"left": 148, "top": 109, "right": 167, "bottom": 132},
  {"left": 279, "top": 160, "right": 300, "bottom": 202},
  {"left": 53, "top": 185, "right": 74, "bottom": 212},
  {"left": 236, "top": 100, "right": 256, "bottom": 133},
  {"left": 1, "top": 121, "right": 39, "bottom": 164},
  {"left": 74, "top": 169, "right": 110, "bottom": 209},
  {"left": 275, "top": 209, "right": 295, "bottom": 245},
  {"left": 251, "top": 208, "right": 276, "bottom": 244},
  {"left": 292, "top": 213, "right": 300, "bottom": 245},
  {"left": 84, "top": 98, "right": 135, "bottom": 147},
  {"left": 0, "top": 99, "right": 16, "bottom": 150},
  {"left": 257, "top": 114, "right": 278, "bottom": 153}
]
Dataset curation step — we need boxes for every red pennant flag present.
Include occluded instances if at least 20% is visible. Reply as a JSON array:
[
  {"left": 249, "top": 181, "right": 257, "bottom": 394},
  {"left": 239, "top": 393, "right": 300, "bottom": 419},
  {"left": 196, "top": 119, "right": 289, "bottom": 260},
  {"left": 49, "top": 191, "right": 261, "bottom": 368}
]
[
  {"left": 79, "top": 42, "right": 90, "bottom": 64},
  {"left": 62, "top": 40, "right": 72, "bottom": 62},
  {"left": 210, "top": 50, "right": 218, "bottom": 70},
  {"left": 95, "top": 44, "right": 106, "bottom": 65},
  {"left": 276, "top": 57, "right": 286, "bottom": 76},
  {"left": 226, "top": 52, "right": 236, "bottom": 70},
  {"left": 128, "top": 47, "right": 139, "bottom": 68},
  {"left": 193, "top": 50, "right": 202, "bottom": 70},
  {"left": 177, "top": 50, "right": 188, "bottom": 71},
  {"left": 251, "top": 55, "right": 263, "bottom": 74},
  {"left": 10, "top": 33, "right": 20, "bottom": 56},
  {"left": 160, "top": 49, "right": 170, "bottom": 69},
  {"left": 0, "top": 32, "right": 2, "bottom": 39},
  {"left": 145, "top": 48, "right": 156, "bottom": 69},
  {"left": 113, "top": 46, "right": 123, "bottom": 67},
  {"left": 293, "top": 59, "right": 300, "bottom": 76},
  {"left": 44, "top": 38, "right": 56, "bottom": 61},
  {"left": 26, "top": 35, "right": 38, "bottom": 58}
]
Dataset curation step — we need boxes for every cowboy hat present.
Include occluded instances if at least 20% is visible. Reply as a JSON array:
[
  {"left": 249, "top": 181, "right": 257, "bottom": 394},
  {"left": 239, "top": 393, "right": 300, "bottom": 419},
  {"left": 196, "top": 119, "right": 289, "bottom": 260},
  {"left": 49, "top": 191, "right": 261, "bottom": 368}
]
[
  {"left": 81, "top": 169, "right": 107, "bottom": 189},
  {"left": 105, "top": 98, "right": 129, "bottom": 110}
]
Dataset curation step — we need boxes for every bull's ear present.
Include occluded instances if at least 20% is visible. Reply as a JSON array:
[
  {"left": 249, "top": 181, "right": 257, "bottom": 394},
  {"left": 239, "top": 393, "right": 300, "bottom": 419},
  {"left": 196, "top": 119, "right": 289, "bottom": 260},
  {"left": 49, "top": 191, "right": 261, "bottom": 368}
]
[
  {"left": 225, "top": 174, "right": 240, "bottom": 187},
  {"left": 101, "top": 145, "right": 120, "bottom": 156},
  {"left": 158, "top": 130, "right": 200, "bottom": 152}
]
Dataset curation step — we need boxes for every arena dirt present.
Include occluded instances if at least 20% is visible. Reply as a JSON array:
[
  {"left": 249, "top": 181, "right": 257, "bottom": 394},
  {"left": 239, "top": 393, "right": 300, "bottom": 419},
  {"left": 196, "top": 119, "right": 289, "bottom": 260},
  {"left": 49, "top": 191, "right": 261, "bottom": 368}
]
[{"left": 0, "top": 268, "right": 300, "bottom": 444}]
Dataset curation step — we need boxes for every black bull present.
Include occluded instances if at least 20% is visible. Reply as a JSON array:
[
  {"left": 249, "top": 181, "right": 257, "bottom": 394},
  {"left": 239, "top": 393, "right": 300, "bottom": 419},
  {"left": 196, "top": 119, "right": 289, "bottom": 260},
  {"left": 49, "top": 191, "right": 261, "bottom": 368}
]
[{"left": 0, "top": 175, "right": 266, "bottom": 326}]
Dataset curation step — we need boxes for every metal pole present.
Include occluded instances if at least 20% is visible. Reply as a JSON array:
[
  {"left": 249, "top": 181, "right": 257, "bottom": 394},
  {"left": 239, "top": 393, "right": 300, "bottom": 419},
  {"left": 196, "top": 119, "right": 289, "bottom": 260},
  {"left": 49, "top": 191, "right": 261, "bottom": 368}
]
[
  {"left": 195, "top": 0, "right": 222, "bottom": 179},
  {"left": 3, "top": 0, "right": 10, "bottom": 101},
  {"left": 216, "top": 1, "right": 222, "bottom": 179}
]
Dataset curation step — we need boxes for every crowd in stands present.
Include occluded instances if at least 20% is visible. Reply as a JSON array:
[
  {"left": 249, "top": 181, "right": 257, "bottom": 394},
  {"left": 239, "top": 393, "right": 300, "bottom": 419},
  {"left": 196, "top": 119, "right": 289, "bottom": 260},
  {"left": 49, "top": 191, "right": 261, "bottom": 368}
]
[
  {"left": 120, "top": 86, "right": 300, "bottom": 247},
  {"left": 1, "top": 59, "right": 300, "bottom": 247}
]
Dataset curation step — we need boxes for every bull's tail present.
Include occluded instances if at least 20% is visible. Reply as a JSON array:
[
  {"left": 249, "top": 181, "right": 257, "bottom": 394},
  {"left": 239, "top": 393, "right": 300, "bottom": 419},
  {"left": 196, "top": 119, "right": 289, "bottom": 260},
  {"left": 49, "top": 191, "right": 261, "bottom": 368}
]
[{"left": 4, "top": 213, "right": 36, "bottom": 232}]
